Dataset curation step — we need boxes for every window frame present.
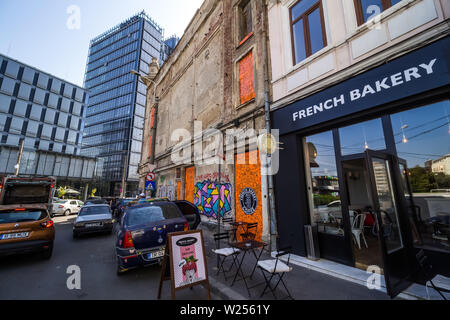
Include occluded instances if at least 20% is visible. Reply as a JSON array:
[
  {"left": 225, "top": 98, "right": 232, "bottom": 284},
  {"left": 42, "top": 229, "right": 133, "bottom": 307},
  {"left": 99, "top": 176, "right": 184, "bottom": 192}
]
[
  {"left": 289, "top": 0, "right": 328, "bottom": 66},
  {"left": 354, "top": 0, "right": 399, "bottom": 26},
  {"left": 239, "top": 0, "right": 253, "bottom": 44}
]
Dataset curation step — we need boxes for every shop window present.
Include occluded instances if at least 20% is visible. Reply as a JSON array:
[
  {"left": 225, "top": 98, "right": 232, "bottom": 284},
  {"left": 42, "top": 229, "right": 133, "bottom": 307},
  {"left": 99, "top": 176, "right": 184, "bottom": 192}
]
[
  {"left": 354, "top": 0, "right": 402, "bottom": 26},
  {"left": 290, "top": 0, "right": 327, "bottom": 65},
  {"left": 339, "top": 118, "right": 386, "bottom": 156},
  {"left": 305, "top": 130, "right": 344, "bottom": 236},
  {"left": 238, "top": 0, "right": 253, "bottom": 44},
  {"left": 390, "top": 100, "right": 450, "bottom": 252}
]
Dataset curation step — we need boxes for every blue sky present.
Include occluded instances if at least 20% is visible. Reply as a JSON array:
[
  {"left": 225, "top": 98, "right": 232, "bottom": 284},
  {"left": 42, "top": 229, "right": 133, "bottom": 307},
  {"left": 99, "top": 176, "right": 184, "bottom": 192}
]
[{"left": 0, "top": 0, "right": 203, "bottom": 87}]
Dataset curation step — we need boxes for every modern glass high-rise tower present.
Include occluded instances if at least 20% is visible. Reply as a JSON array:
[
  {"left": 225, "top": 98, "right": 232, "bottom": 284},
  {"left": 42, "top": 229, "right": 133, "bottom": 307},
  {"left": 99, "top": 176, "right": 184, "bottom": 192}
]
[{"left": 82, "top": 12, "right": 164, "bottom": 196}]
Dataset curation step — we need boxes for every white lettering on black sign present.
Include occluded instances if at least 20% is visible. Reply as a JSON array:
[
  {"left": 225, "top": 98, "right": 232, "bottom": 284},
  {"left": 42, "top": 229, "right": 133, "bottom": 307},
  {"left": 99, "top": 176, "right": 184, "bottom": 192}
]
[{"left": 292, "top": 58, "right": 437, "bottom": 122}]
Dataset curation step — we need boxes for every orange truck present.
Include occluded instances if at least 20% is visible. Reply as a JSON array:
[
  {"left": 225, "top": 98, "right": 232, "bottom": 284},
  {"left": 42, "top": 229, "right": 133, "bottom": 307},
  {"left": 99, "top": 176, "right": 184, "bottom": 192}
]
[{"left": 0, "top": 176, "right": 56, "bottom": 259}]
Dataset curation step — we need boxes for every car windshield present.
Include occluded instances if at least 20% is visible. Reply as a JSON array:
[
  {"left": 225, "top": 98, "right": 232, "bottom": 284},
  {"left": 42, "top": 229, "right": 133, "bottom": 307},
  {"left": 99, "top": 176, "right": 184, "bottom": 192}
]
[
  {"left": 78, "top": 206, "right": 110, "bottom": 216},
  {"left": 126, "top": 204, "right": 181, "bottom": 227},
  {"left": 0, "top": 210, "right": 47, "bottom": 224}
]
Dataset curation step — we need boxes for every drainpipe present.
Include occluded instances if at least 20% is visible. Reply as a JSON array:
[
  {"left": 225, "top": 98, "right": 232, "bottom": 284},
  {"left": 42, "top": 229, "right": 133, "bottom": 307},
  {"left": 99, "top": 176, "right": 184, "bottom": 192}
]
[{"left": 261, "top": 0, "right": 278, "bottom": 252}]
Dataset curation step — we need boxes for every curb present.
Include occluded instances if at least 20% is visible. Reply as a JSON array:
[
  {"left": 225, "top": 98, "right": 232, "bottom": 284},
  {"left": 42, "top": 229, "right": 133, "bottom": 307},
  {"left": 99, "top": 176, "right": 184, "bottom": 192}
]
[{"left": 205, "top": 275, "right": 248, "bottom": 300}]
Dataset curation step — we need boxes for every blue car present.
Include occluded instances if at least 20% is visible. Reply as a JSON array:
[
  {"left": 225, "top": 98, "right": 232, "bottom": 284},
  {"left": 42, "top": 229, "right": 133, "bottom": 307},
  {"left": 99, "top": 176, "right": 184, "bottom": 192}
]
[{"left": 115, "top": 200, "right": 200, "bottom": 275}]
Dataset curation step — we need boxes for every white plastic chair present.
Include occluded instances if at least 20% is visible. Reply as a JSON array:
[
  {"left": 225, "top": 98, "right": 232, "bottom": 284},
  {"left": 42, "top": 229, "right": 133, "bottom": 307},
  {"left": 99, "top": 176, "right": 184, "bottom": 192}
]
[{"left": 352, "top": 213, "right": 368, "bottom": 249}]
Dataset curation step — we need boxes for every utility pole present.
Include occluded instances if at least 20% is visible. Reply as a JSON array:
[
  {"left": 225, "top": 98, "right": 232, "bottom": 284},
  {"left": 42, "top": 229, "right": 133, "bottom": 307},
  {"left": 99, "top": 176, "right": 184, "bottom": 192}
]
[
  {"left": 120, "top": 153, "right": 128, "bottom": 198},
  {"left": 15, "top": 139, "right": 25, "bottom": 176}
]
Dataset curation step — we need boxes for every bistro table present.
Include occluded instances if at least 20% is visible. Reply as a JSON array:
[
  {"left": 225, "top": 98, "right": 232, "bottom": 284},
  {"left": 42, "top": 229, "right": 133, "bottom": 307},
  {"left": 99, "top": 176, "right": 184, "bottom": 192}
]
[
  {"left": 229, "top": 221, "right": 249, "bottom": 241},
  {"left": 230, "top": 239, "right": 267, "bottom": 297}
]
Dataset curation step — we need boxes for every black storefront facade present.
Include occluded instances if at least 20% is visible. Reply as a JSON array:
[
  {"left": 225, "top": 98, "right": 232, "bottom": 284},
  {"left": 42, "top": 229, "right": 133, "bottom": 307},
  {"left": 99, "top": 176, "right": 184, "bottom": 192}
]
[{"left": 272, "top": 36, "right": 450, "bottom": 298}]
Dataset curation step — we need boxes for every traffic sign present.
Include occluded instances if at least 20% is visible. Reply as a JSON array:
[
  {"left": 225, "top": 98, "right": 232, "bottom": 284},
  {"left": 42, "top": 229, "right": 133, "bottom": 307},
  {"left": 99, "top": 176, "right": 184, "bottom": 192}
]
[{"left": 146, "top": 172, "right": 155, "bottom": 181}]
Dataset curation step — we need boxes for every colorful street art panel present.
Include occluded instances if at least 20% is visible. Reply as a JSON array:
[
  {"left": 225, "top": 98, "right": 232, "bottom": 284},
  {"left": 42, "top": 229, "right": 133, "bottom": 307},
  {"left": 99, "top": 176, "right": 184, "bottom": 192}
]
[
  {"left": 193, "top": 180, "right": 232, "bottom": 219},
  {"left": 235, "top": 150, "right": 262, "bottom": 241}
]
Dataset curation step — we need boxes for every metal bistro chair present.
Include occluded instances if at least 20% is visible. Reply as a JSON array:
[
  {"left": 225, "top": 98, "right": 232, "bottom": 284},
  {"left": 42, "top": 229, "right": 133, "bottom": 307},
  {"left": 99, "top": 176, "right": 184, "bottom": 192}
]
[
  {"left": 221, "top": 217, "right": 238, "bottom": 242},
  {"left": 212, "top": 232, "right": 241, "bottom": 281},
  {"left": 241, "top": 222, "right": 258, "bottom": 241},
  {"left": 257, "top": 246, "right": 293, "bottom": 300},
  {"left": 352, "top": 213, "right": 368, "bottom": 250}
]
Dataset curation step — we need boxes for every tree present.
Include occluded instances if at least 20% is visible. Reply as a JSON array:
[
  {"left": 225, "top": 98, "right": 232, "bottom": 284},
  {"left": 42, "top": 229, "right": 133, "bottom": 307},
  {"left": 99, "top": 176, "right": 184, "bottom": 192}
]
[
  {"left": 57, "top": 186, "right": 68, "bottom": 198},
  {"left": 409, "top": 166, "right": 433, "bottom": 193}
]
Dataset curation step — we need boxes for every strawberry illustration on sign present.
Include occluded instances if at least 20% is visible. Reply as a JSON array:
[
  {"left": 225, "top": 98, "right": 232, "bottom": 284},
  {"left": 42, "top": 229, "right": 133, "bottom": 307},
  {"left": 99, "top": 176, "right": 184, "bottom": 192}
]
[{"left": 182, "top": 255, "right": 198, "bottom": 284}]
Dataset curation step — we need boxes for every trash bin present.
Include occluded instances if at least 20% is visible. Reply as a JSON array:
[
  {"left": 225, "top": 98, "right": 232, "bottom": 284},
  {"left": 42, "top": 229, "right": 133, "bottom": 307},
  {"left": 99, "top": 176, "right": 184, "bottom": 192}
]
[{"left": 304, "top": 225, "right": 320, "bottom": 261}]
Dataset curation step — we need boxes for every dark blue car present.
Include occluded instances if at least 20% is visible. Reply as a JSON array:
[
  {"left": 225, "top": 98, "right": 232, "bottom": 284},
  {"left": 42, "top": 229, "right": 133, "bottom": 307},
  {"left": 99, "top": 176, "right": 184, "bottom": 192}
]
[{"left": 115, "top": 200, "right": 200, "bottom": 275}]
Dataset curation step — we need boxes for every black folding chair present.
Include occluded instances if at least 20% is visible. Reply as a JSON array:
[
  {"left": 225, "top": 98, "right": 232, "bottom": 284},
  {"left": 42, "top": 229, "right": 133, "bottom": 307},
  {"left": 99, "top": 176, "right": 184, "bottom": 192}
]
[
  {"left": 257, "top": 246, "right": 293, "bottom": 300},
  {"left": 212, "top": 232, "right": 241, "bottom": 281},
  {"left": 221, "top": 217, "right": 238, "bottom": 242},
  {"left": 241, "top": 222, "right": 258, "bottom": 241}
]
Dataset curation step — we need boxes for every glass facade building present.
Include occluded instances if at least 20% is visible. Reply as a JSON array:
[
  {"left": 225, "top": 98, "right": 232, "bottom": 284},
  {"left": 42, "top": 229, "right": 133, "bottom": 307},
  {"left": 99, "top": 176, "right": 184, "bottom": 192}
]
[
  {"left": 0, "top": 54, "right": 95, "bottom": 190},
  {"left": 82, "top": 12, "right": 164, "bottom": 196}
]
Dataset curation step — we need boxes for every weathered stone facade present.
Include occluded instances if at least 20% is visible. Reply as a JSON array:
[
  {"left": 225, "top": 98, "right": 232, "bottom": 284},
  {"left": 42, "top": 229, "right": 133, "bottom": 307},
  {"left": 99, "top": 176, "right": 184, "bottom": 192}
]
[{"left": 139, "top": 0, "right": 272, "bottom": 242}]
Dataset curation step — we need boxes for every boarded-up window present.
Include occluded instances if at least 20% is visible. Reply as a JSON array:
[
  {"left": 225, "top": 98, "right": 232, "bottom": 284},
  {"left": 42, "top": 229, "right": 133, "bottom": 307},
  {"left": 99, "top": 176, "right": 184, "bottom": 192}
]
[
  {"left": 239, "top": 51, "right": 255, "bottom": 105},
  {"left": 184, "top": 166, "right": 195, "bottom": 203}
]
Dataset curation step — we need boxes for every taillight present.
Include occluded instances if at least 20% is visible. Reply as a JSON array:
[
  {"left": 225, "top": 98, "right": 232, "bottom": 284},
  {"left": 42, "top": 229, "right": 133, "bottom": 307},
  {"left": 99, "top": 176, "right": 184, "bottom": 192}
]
[
  {"left": 58, "top": 205, "right": 64, "bottom": 208},
  {"left": 123, "top": 230, "right": 134, "bottom": 248},
  {"left": 41, "top": 220, "right": 54, "bottom": 228},
  {"left": 184, "top": 221, "right": 190, "bottom": 231}
]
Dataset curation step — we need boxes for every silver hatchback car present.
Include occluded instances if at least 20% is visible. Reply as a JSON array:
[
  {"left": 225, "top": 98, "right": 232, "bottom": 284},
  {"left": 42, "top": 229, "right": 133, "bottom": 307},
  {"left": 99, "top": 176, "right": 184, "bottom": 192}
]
[{"left": 73, "top": 204, "right": 113, "bottom": 238}]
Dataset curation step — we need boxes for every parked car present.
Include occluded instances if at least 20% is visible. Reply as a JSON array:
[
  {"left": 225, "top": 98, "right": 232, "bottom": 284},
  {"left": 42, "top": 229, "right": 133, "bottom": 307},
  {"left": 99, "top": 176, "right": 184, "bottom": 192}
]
[
  {"left": 52, "top": 199, "right": 84, "bottom": 216},
  {"left": 116, "top": 198, "right": 137, "bottom": 219},
  {"left": 0, "top": 175, "right": 56, "bottom": 259},
  {"left": 84, "top": 197, "right": 108, "bottom": 205},
  {"left": 115, "top": 200, "right": 200, "bottom": 275},
  {"left": 73, "top": 204, "right": 113, "bottom": 238},
  {"left": 0, "top": 204, "right": 55, "bottom": 259},
  {"left": 316, "top": 200, "right": 342, "bottom": 222},
  {"left": 0, "top": 176, "right": 56, "bottom": 207}
]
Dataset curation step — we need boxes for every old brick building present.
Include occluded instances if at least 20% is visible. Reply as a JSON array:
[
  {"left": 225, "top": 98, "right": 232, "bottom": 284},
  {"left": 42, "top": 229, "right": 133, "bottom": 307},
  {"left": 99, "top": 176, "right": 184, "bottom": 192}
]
[{"left": 138, "top": 0, "right": 274, "bottom": 243}]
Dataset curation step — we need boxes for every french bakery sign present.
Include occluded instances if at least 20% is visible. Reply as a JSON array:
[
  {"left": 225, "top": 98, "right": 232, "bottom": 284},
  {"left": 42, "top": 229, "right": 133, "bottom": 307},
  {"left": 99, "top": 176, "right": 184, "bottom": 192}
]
[{"left": 272, "top": 37, "right": 450, "bottom": 135}]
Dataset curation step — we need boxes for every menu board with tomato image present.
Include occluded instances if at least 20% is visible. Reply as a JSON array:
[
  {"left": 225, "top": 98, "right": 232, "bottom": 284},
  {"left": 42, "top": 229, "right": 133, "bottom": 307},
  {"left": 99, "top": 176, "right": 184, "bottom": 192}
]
[
  {"left": 171, "top": 231, "right": 207, "bottom": 289},
  {"left": 158, "top": 230, "right": 210, "bottom": 299}
]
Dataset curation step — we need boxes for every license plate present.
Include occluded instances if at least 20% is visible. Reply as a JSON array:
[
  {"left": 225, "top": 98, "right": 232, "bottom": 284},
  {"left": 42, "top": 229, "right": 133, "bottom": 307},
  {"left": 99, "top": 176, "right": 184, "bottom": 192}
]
[
  {"left": 85, "top": 223, "right": 102, "bottom": 228},
  {"left": 148, "top": 250, "right": 164, "bottom": 259},
  {"left": 0, "top": 232, "right": 29, "bottom": 240}
]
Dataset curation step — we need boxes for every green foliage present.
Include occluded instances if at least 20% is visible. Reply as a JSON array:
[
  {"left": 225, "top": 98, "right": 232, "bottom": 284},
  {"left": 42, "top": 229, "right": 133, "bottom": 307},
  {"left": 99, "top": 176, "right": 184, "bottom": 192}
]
[
  {"left": 313, "top": 194, "right": 339, "bottom": 206},
  {"left": 409, "top": 166, "right": 450, "bottom": 192}
]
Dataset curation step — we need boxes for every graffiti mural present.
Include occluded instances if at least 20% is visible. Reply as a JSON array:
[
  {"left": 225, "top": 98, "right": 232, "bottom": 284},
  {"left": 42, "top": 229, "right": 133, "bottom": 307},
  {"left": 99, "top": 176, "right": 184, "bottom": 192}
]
[
  {"left": 193, "top": 180, "right": 232, "bottom": 219},
  {"left": 158, "top": 184, "right": 175, "bottom": 201}
]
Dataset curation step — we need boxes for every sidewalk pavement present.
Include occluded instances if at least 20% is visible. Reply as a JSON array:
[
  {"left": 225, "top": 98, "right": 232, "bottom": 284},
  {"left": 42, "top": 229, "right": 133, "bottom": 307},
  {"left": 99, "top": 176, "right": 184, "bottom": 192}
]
[{"left": 199, "top": 222, "right": 391, "bottom": 300}]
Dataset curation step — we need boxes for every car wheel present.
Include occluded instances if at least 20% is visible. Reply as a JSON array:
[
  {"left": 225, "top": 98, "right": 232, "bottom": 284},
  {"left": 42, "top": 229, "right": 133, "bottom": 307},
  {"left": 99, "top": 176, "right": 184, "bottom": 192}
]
[
  {"left": 64, "top": 209, "right": 71, "bottom": 216},
  {"left": 73, "top": 231, "right": 79, "bottom": 239},
  {"left": 41, "top": 243, "right": 53, "bottom": 260}
]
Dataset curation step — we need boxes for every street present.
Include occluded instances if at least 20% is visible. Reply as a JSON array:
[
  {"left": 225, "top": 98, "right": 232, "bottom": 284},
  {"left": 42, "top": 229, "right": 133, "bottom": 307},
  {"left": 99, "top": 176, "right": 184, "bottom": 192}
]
[{"left": 0, "top": 215, "right": 211, "bottom": 300}]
